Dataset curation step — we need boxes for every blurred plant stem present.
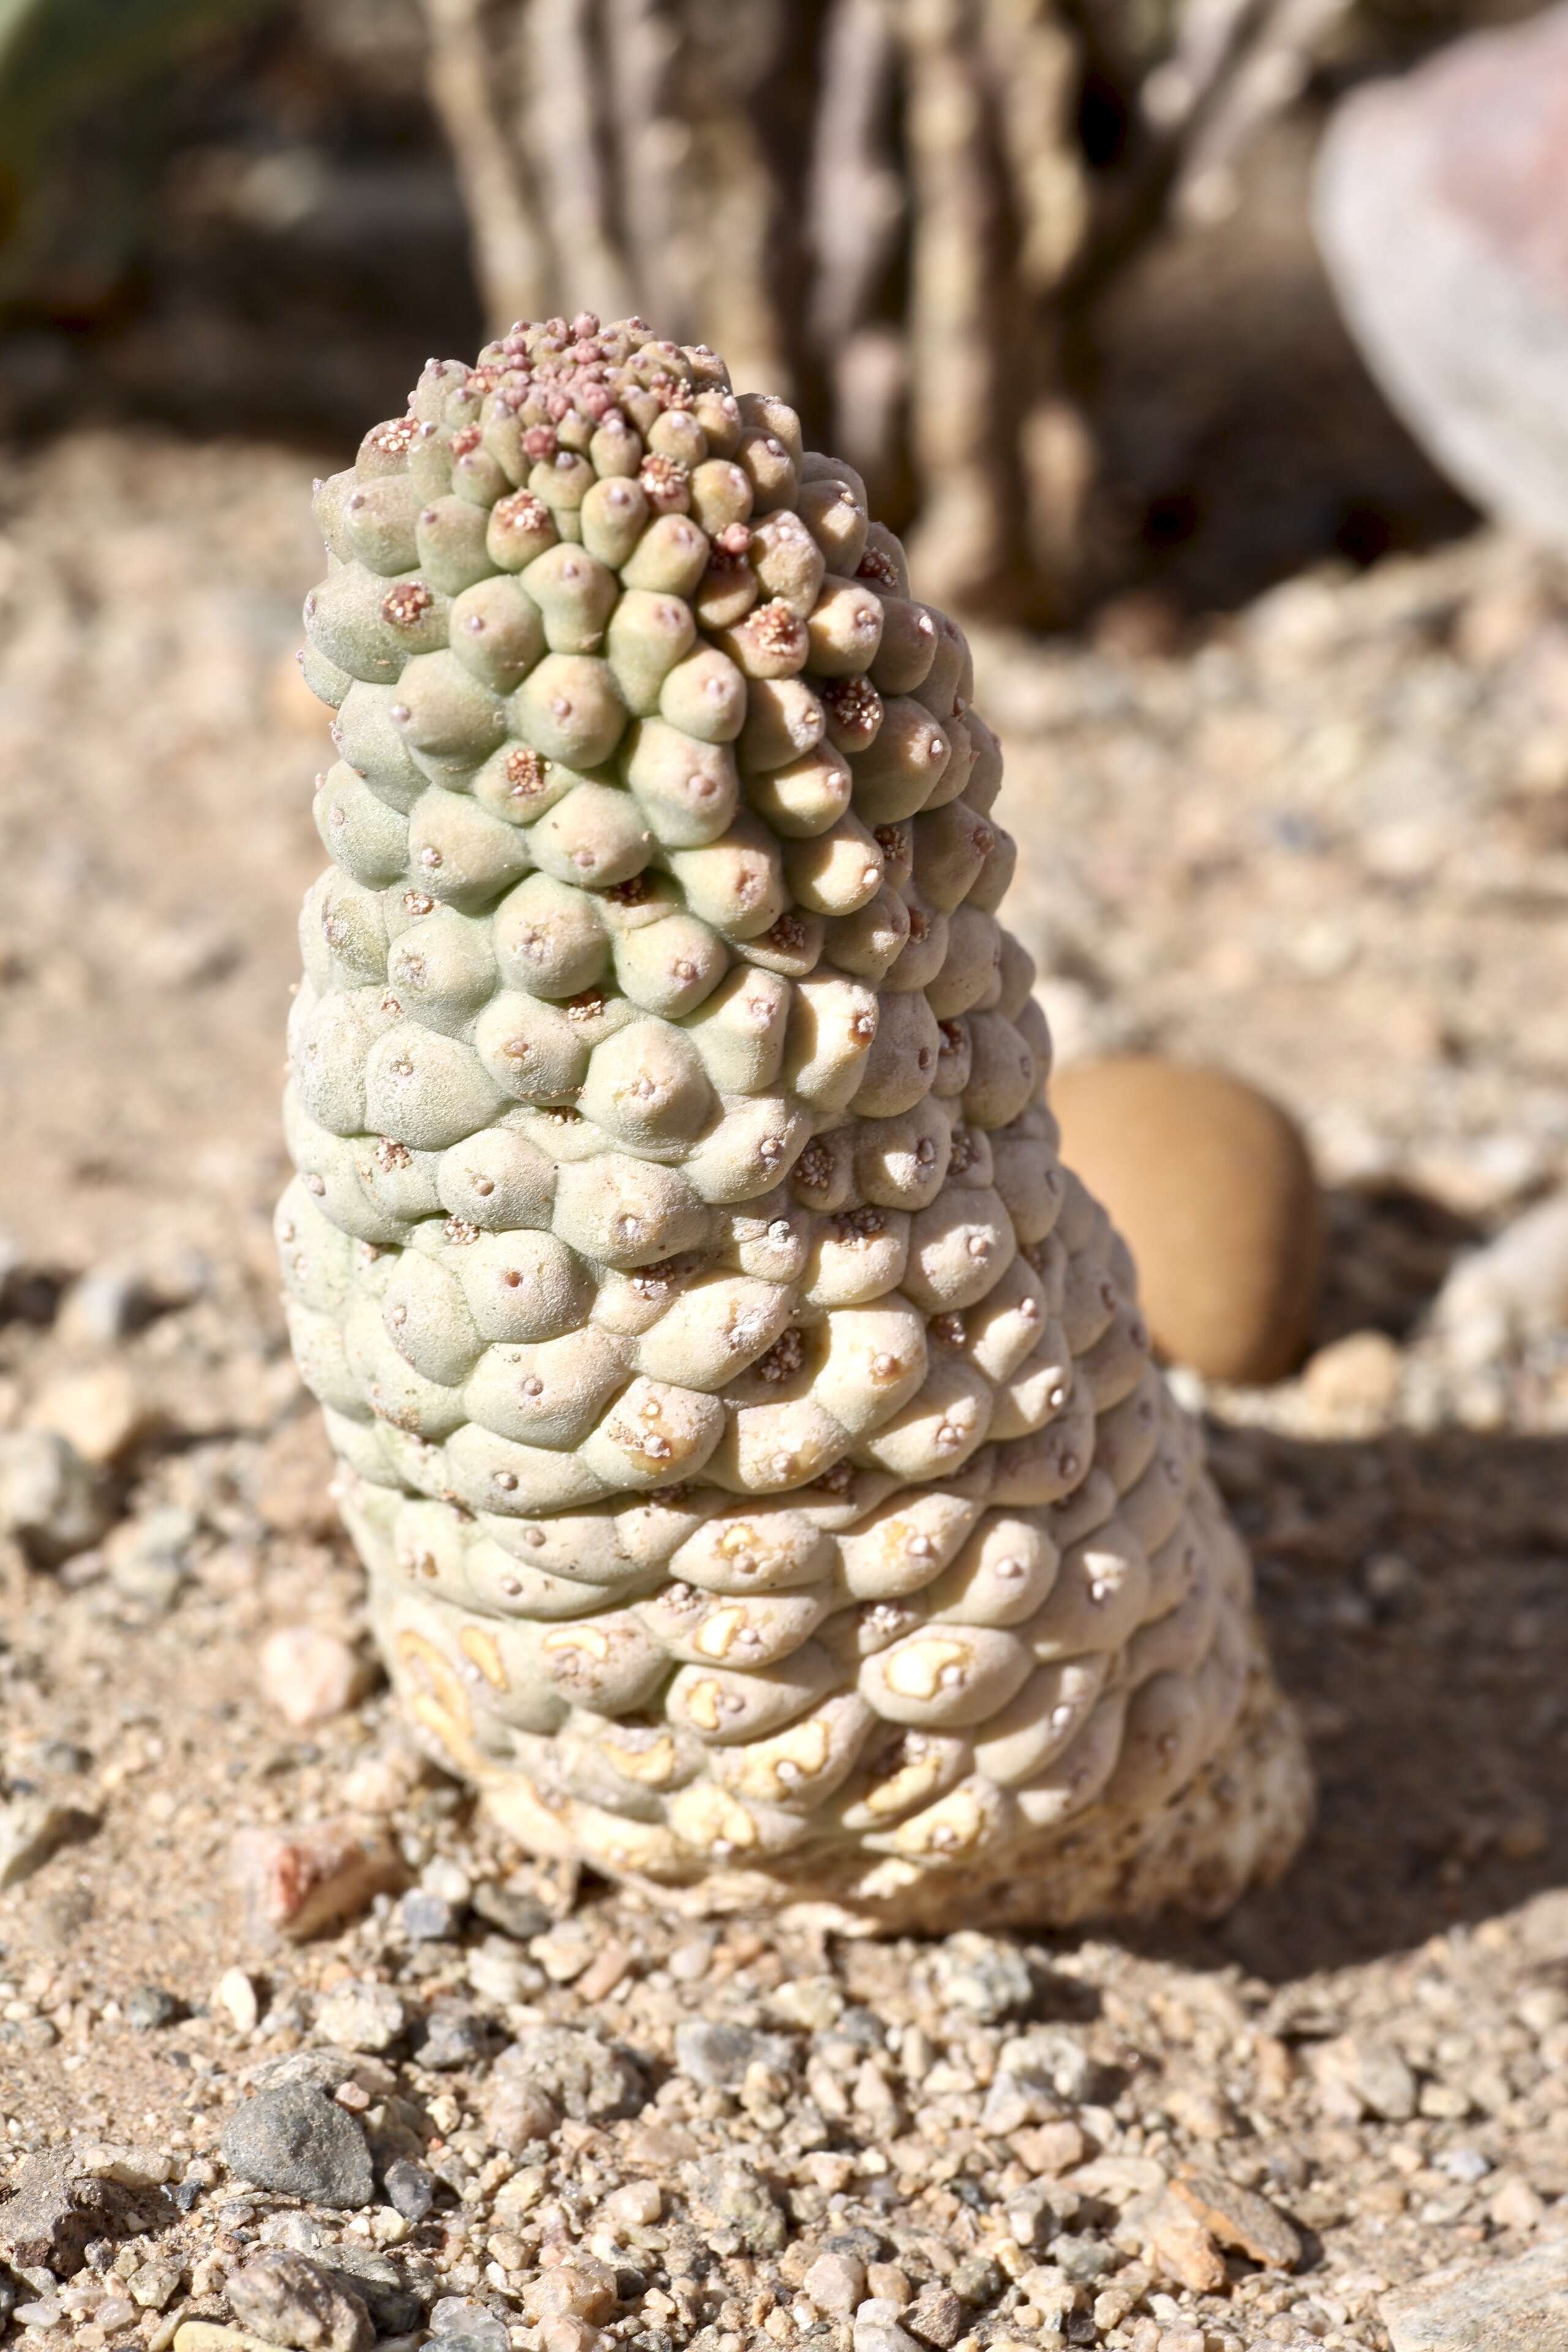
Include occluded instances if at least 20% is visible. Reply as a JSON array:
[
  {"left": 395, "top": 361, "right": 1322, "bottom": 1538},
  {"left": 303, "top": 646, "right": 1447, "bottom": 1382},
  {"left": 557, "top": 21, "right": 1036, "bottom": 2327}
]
[
  {"left": 415, "top": 0, "right": 1350, "bottom": 621},
  {"left": 0, "top": 0, "right": 273, "bottom": 281}
]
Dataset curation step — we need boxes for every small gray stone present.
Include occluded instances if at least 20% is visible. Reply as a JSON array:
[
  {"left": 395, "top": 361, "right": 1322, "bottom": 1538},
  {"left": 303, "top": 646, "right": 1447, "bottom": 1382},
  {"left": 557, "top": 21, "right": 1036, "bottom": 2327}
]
[
  {"left": 1316, "top": 2032, "right": 1418, "bottom": 2122},
  {"left": 0, "top": 2155, "right": 118, "bottom": 2278},
  {"left": 125, "top": 1986, "right": 179, "bottom": 2032},
  {"left": 227, "top": 2251, "right": 373, "bottom": 2352},
  {"left": 470, "top": 1882, "right": 552, "bottom": 1942},
  {"left": 247, "top": 2048, "right": 396, "bottom": 2101},
  {"left": 767, "top": 1977, "right": 844, "bottom": 2032},
  {"left": 481, "top": 2065, "right": 559, "bottom": 2157},
  {"left": 679, "top": 2155, "right": 785, "bottom": 2254},
  {"left": 317, "top": 2245, "right": 424, "bottom": 2337},
  {"left": 466, "top": 1936, "right": 544, "bottom": 2007},
  {"left": 414, "top": 2003, "right": 489, "bottom": 2071},
  {"left": 126, "top": 2252, "right": 184, "bottom": 2312},
  {"left": 220, "top": 2086, "right": 374, "bottom": 2211},
  {"left": 314, "top": 1981, "right": 405, "bottom": 2056},
  {"left": 948, "top": 2254, "right": 1003, "bottom": 2308},
  {"left": 1383, "top": 2240, "right": 1568, "bottom": 2352},
  {"left": 853, "top": 2301, "right": 922, "bottom": 2352},
  {"left": 673, "top": 2020, "right": 796, "bottom": 2090},
  {"left": 0, "top": 1431, "right": 110, "bottom": 1562},
  {"left": 993, "top": 2026, "right": 1104, "bottom": 2108},
  {"left": 0, "top": 1795, "right": 95, "bottom": 1890},
  {"left": 382, "top": 2159, "right": 435, "bottom": 2223},
  {"left": 429, "top": 2297, "right": 508, "bottom": 2352},
  {"left": 930, "top": 1932, "right": 1035, "bottom": 2024},
  {"left": 1047, "top": 2234, "right": 1119, "bottom": 2284},
  {"left": 420, "top": 1856, "right": 472, "bottom": 1909},
  {"left": 259, "top": 2215, "right": 326, "bottom": 2253},
  {"left": 57, "top": 1267, "right": 157, "bottom": 1347},
  {"left": 398, "top": 1889, "right": 456, "bottom": 1943},
  {"left": 488, "top": 2023, "right": 643, "bottom": 2125},
  {"left": 903, "top": 2285, "right": 965, "bottom": 2349},
  {"left": 108, "top": 1507, "right": 199, "bottom": 1609}
]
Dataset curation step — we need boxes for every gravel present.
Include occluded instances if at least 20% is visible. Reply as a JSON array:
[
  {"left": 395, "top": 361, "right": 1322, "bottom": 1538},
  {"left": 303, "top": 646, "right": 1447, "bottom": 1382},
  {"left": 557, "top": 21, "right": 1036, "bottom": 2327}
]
[
  {"left": 673, "top": 2019, "right": 798, "bottom": 2090},
  {"left": 469, "top": 1880, "right": 554, "bottom": 1941},
  {"left": 314, "top": 1979, "right": 407, "bottom": 2055},
  {"left": 486, "top": 2022, "right": 644, "bottom": 2124},
  {"left": 398, "top": 1888, "right": 459, "bottom": 1944},
  {"left": 3, "top": 433, "right": 1568, "bottom": 2352},
  {"left": 679, "top": 2154, "right": 788, "bottom": 2254}
]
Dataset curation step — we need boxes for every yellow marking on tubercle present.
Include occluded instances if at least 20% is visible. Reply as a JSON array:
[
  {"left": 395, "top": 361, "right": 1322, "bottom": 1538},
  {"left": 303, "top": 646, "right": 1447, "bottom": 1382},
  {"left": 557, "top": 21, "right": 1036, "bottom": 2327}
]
[
  {"left": 895, "top": 1785, "right": 987, "bottom": 1856},
  {"left": 865, "top": 1755, "right": 943, "bottom": 1817},
  {"left": 601, "top": 1733, "right": 677, "bottom": 1787},
  {"left": 884, "top": 1637, "right": 968, "bottom": 1700},
  {"left": 459, "top": 1624, "right": 507, "bottom": 1689},
  {"left": 696, "top": 1605, "right": 746, "bottom": 1659},
  {"left": 669, "top": 1782, "right": 758, "bottom": 1850},
  {"left": 543, "top": 1623, "right": 610, "bottom": 1660},
  {"left": 684, "top": 1678, "right": 723, "bottom": 1732}
]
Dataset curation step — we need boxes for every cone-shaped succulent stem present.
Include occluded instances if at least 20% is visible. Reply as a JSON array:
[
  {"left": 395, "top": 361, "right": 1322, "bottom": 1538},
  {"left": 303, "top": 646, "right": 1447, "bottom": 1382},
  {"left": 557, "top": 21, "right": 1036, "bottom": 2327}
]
[{"left": 282, "top": 315, "right": 1311, "bottom": 1928}]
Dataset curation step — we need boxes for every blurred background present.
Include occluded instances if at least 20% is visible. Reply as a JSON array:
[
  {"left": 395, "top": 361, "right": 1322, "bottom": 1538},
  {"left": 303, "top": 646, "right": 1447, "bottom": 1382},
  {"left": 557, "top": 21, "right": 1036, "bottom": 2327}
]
[{"left": 0, "top": 0, "right": 1509, "bottom": 620}]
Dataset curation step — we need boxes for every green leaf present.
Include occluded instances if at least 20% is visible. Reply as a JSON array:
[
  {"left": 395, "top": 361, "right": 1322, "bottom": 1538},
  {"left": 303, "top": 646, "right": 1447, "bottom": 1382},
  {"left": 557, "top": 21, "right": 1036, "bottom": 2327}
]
[{"left": 0, "top": 0, "right": 274, "bottom": 237}]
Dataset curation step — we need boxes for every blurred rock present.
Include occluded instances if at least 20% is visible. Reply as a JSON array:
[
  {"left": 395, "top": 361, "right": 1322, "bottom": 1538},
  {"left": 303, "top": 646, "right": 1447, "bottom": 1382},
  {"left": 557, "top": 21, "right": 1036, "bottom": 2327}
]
[
  {"left": 1169, "top": 2168, "right": 1300, "bottom": 2268},
  {"left": 1315, "top": 7, "right": 1568, "bottom": 549},
  {"left": 227, "top": 2252, "right": 372, "bottom": 2352},
  {"left": 30, "top": 1365, "right": 153, "bottom": 1465},
  {"left": 486, "top": 2024, "right": 643, "bottom": 2128},
  {"left": 1431, "top": 1191, "right": 1568, "bottom": 1368},
  {"left": 1051, "top": 1058, "right": 1322, "bottom": 1384},
  {"left": 258, "top": 1626, "right": 369, "bottom": 1728},
  {"left": 0, "top": 1429, "right": 111, "bottom": 1562},
  {"left": 0, "top": 1793, "right": 95, "bottom": 1889},
  {"left": 930, "top": 1932, "right": 1035, "bottom": 2024},
  {"left": 0, "top": 2153, "right": 123, "bottom": 2277},
  {"left": 1301, "top": 1329, "right": 1403, "bottom": 1427},
  {"left": 315, "top": 1979, "right": 406, "bottom": 2055},
  {"left": 106, "top": 1506, "right": 198, "bottom": 1609},
  {"left": 232, "top": 1822, "right": 405, "bottom": 1947},
  {"left": 1382, "top": 2239, "right": 1568, "bottom": 2352},
  {"left": 55, "top": 1267, "right": 157, "bottom": 1348},
  {"left": 214, "top": 1968, "right": 262, "bottom": 2035},
  {"left": 1315, "top": 2031, "right": 1418, "bottom": 2122}
]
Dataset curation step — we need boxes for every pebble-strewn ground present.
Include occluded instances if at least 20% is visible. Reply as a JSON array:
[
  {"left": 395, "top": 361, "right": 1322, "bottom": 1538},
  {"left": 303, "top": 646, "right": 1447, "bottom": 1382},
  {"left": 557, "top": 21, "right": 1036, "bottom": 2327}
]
[{"left": 4, "top": 432, "right": 1568, "bottom": 2352}]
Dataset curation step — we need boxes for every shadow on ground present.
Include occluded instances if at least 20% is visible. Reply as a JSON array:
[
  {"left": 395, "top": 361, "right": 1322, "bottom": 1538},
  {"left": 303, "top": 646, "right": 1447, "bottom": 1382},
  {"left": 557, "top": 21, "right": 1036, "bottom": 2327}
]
[
  {"left": 1313, "top": 1184, "right": 1484, "bottom": 1348},
  {"left": 1117, "top": 1422, "right": 1568, "bottom": 1985}
]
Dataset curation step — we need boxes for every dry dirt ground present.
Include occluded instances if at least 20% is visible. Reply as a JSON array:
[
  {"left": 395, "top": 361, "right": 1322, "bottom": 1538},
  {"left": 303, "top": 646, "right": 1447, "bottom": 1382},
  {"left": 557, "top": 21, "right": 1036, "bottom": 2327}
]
[{"left": 4, "top": 429, "right": 1568, "bottom": 2352}]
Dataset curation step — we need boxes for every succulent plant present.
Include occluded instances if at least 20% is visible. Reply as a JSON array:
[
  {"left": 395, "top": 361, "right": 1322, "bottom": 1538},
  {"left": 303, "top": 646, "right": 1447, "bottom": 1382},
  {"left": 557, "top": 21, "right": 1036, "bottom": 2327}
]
[{"left": 281, "top": 313, "right": 1311, "bottom": 1929}]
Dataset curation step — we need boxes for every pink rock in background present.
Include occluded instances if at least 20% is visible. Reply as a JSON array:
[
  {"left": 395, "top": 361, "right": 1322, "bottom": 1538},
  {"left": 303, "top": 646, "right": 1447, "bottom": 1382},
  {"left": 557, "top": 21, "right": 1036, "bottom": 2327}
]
[{"left": 1314, "top": 4, "right": 1568, "bottom": 549}]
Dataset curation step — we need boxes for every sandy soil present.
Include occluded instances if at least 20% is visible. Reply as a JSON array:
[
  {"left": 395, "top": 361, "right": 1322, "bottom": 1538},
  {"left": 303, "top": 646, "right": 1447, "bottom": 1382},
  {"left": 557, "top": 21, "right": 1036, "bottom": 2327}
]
[{"left": 3, "top": 429, "right": 1568, "bottom": 2352}]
